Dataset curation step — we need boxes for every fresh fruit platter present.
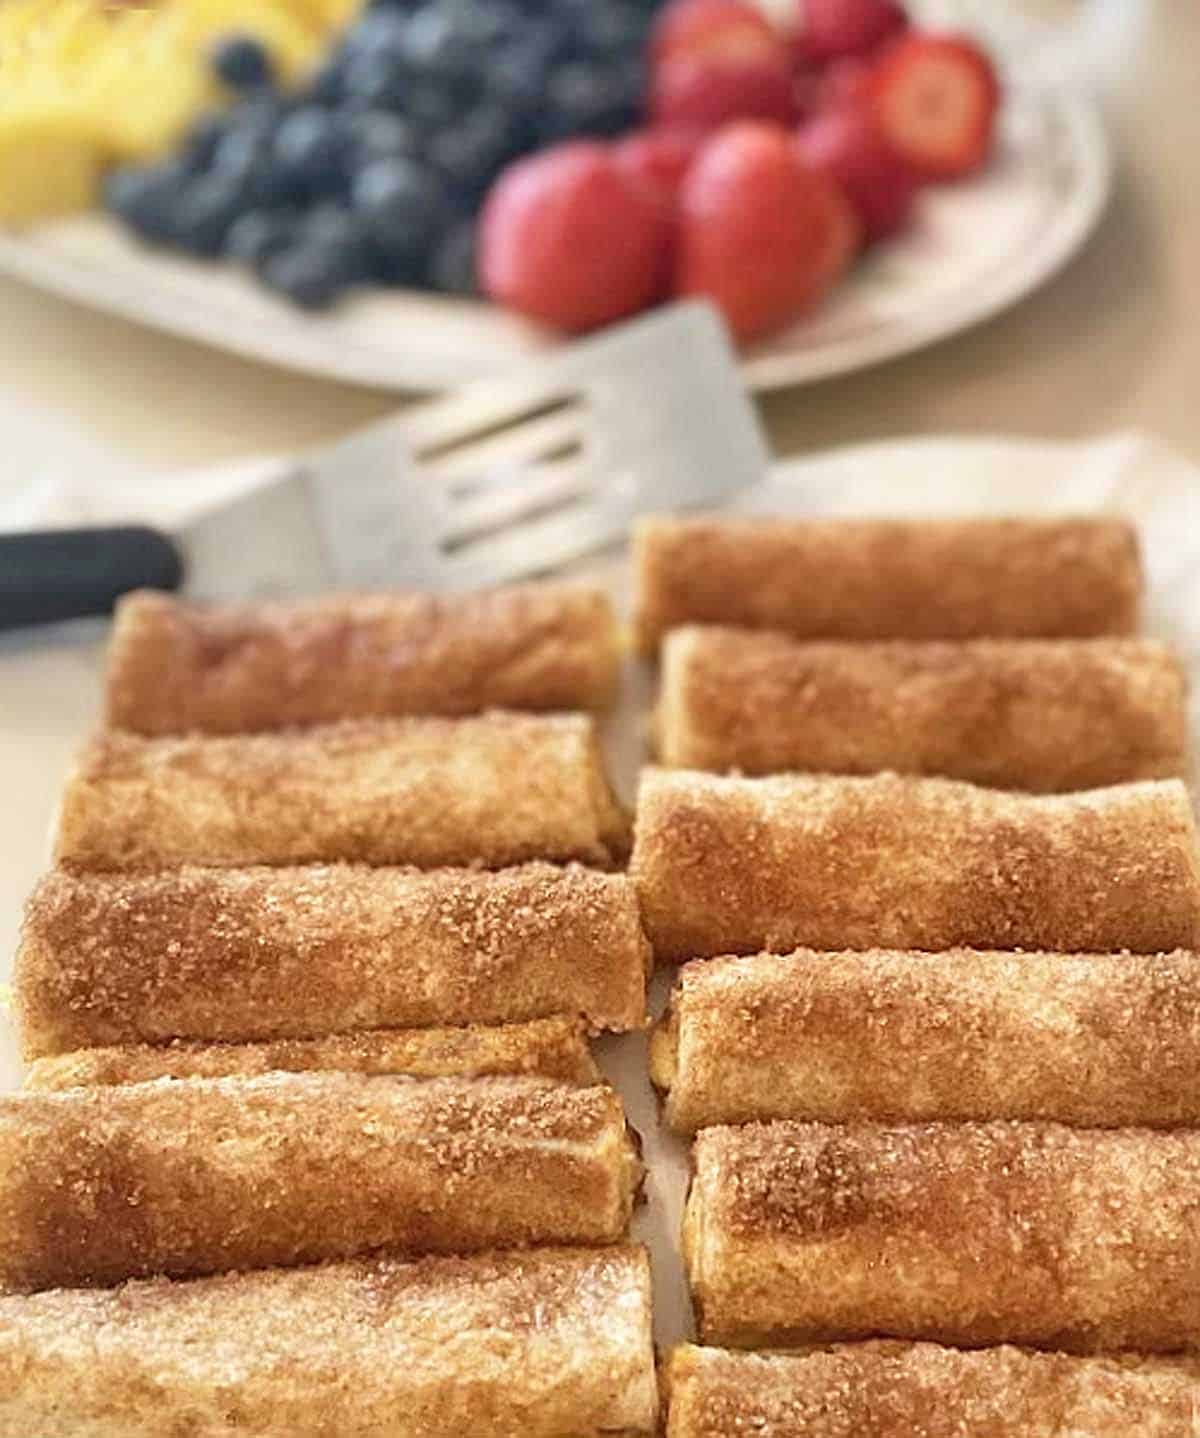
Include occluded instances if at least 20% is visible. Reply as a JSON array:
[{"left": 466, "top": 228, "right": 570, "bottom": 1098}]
[{"left": 0, "top": 0, "right": 1109, "bottom": 388}]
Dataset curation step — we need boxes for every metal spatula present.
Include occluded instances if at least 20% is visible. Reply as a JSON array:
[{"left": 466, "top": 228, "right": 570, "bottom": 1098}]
[{"left": 0, "top": 302, "right": 768, "bottom": 631}]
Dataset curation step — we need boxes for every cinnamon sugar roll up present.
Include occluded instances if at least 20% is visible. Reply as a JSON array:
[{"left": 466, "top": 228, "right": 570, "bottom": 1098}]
[
  {"left": 665, "top": 1343, "right": 1200, "bottom": 1438},
  {"left": 104, "top": 584, "right": 620, "bottom": 734},
  {"left": 685, "top": 1120, "right": 1200, "bottom": 1352},
  {"left": 0, "top": 1073, "right": 641, "bottom": 1291},
  {"left": 653, "top": 948, "right": 1200, "bottom": 1131},
  {"left": 24, "top": 1015, "right": 601, "bottom": 1092},
  {"left": 656, "top": 628, "right": 1187, "bottom": 791},
  {"left": 631, "top": 769, "right": 1200, "bottom": 959},
  {"left": 633, "top": 515, "right": 1141, "bottom": 653},
  {"left": 54, "top": 713, "right": 628, "bottom": 872},
  {"left": 0, "top": 1246, "right": 658, "bottom": 1437},
  {"left": 16, "top": 863, "right": 648, "bottom": 1059}
]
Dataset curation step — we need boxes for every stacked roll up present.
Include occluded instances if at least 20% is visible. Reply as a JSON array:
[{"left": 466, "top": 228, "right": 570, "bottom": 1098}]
[
  {"left": 3, "top": 583, "right": 657, "bottom": 1437},
  {"left": 633, "top": 515, "right": 1200, "bottom": 1436}
]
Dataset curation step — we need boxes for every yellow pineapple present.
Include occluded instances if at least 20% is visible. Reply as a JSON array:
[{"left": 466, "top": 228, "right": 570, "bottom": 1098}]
[{"left": 0, "top": 0, "right": 362, "bottom": 223}]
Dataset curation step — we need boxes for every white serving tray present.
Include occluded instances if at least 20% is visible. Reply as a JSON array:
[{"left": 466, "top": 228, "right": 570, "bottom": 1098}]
[{"left": 3, "top": 429, "right": 1198, "bottom": 1353}]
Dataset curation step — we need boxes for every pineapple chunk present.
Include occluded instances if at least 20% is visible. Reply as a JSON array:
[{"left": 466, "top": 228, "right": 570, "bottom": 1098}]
[
  {"left": 0, "top": 0, "right": 361, "bottom": 225},
  {"left": 0, "top": 113, "right": 104, "bottom": 221}
]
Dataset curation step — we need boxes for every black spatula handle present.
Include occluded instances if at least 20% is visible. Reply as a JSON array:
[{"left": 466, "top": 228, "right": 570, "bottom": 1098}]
[{"left": 0, "top": 526, "right": 184, "bottom": 631}]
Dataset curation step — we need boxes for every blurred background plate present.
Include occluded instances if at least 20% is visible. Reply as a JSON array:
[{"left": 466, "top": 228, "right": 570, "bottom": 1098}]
[{"left": 0, "top": 79, "right": 1108, "bottom": 394}]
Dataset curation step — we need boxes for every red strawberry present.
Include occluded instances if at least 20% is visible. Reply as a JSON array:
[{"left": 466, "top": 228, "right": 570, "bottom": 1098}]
[
  {"left": 816, "top": 55, "right": 874, "bottom": 109},
  {"left": 479, "top": 142, "right": 672, "bottom": 333},
  {"left": 650, "top": 51, "right": 798, "bottom": 130},
  {"left": 650, "top": 0, "right": 797, "bottom": 131},
  {"left": 675, "top": 121, "right": 859, "bottom": 342},
  {"left": 797, "top": 104, "right": 918, "bottom": 242},
  {"left": 870, "top": 33, "right": 1000, "bottom": 179},
  {"left": 652, "top": 0, "right": 779, "bottom": 65},
  {"left": 806, "top": 157, "right": 862, "bottom": 294},
  {"left": 614, "top": 129, "right": 703, "bottom": 212},
  {"left": 614, "top": 130, "right": 701, "bottom": 298},
  {"left": 794, "top": 56, "right": 872, "bottom": 124},
  {"left": 798, "top": 0, "right": 908, "bottom": 63}
]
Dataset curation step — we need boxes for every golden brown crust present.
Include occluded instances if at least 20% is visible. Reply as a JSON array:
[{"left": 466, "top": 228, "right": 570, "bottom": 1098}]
[
  {"left": 23, "top": 1015, "right": 602, "bottom": 1092},
  {"left": 658, "top": 948, "right": 1200, "bottom": 1132},
  {"left": 631, "top": 769, "right": 1200, "bottom": 960},
  {"left": 632, "top": 515, "right": 1142, "bottom": 652},
  {"left": 0, "top": 1073, "right": 641, "bottom": 1291},
  {"left": 15, "top": 863, "right": 649, "bottom": 1059},
  {"left": 657, "top": 628, "right": 1188, "bottom": 791},
  {"left": 104, "top": 584, "right": 620, "bottom": 735},
  {"left": 686, "top": 1121, "right": 1200, "bottom": 1352},
  {"left": 53, "top": 713, "right": 629, "bottom": 872},
  {"left": 665, "top": 1343, "right": 1200, "bottom": 1437},
  {"left": 0, "top": 1246, "right": 658, "bottom": 1437}
]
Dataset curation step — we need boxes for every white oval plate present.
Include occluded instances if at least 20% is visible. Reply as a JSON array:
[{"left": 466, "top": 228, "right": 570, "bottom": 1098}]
[{"left": 0, "top": 79, "right": 1108, "bottom": 395}]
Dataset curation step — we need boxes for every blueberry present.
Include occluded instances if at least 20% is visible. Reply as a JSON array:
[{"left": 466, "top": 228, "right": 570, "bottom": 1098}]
[
  {"left": 343, "top": 9, "right": 410, "bottom": 59},
  {"left": 207, "top": 101, "right": 305, "bottom": 206},
  {"left": 170, "top": 174, "right": 247, "bottom": 256},
  {"left": 430, "top": 108, "right": 528, "bottom": 204},
  {"left": 299, "top": 203, "right": 376, "bottom": 282},
  {"left": 348, "top": 110, "right": 419, "bottom": 165},
  {"left": 442, "top": 1, "right": 523, "bottom": 53},
  {"left": 343, "top": 49, "right": 408, "bottom": 110},
  {"left": 506, "top": 0, "right": 569, "bottom": 15},
  {"left": 428, "top": 219, "right": 478, "bottom": 295},
  {"left": 103, "top": 162, "right": 190, "bottom": 243},
  {"left": 274, "top": 106, "right": 355, "bottom": 196},
  {"left": 180, "top": 113, "right": 228, "bottom": 173},
  {"left": 304, "top": 57, "right": 347, "bottom": 106},
  {"left": 399, "top": 6, "right": 472, "bottom": 77},
  {"left": 487, "top": 37, "right": 557, "bottom": 112},
  {"left": 210, "top": 99, "right": 278, "bottom": 173},
  {"left": 569, "top": 4, "right": 649, "bottom": 62},
  {"left": 224, "top": 207, "right": 302, "bottom": 269},
  {"left": 541, "top": 61, "right": 642, "bottom": 142},
  {"left": 211, "top": 34, "right": 274, "bottom": 91},
  {"left": 515, "top": 13, "right": 574, "bottom": 62},
  {"left": 403, "top": 81, "right": 461, "bottom": 134},
  {"left": 352, "top": 156, "right": 450, "bottom": 264},
  {"left": 211, "top": 124, "right": 267, "bottom": 181},
  {"left": 224, "top": 94, "right": 285, "bottom": 137},
  {"left": 261, "top": 245, "right": 347, "bottom": 309},
  {"left": 368, "top": 244, "right": 428, "bottom": 287}
]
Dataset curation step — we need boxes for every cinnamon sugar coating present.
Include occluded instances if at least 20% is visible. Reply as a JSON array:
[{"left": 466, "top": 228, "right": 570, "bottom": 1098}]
[
  {"left": 54, "top": 713, "right": 629, "bottom": 872},
  {"left": 631, "top": 769, "right": 1200, "bottom": 959},
  {"left": 24, "top": 1015, "right": 601, "bottom": 1091},
  {"left": 104, "top": 584, "right": 620, "bottom": 735},
  {"left": 654, "top": 948, "right": 1200, "bottom": 1131},
  {"left": 0, "top": 1072, "right": 641, "bottom": 1291},
  {"left": 665, "top": 1343, "right": 1200, "bottom": 1437},
  {"left": 0, "top": 1246, "right": 657, "bottom": 1437},
  {"left": 686, "top": 1121, "right": 1200, "bottom": 1351},
  {"left": 16, "top": 863, "right": 649, "bottom": 1059},
  {"left": 633, "top": 515, "right": 1141, "bottom": 652},
  {"left": 657, "top": 628, "right": 1188, "bottom": 791}
]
